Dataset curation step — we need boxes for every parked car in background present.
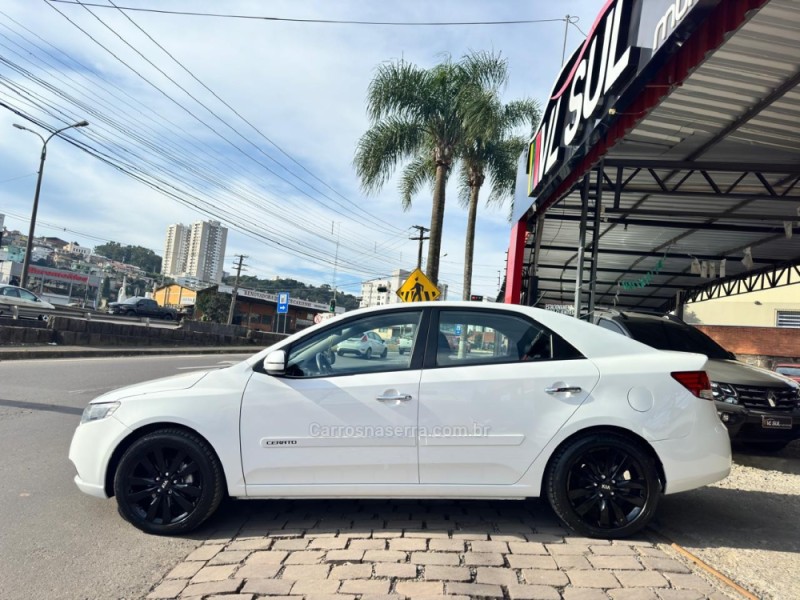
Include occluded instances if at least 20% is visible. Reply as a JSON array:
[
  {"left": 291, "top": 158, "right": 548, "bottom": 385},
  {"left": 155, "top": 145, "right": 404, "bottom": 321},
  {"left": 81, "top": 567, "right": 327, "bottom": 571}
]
[
  {"left": 593, "top": 310, "right": 800, "bottom": 451},
  {"left": 0, "top": 283, "right": 55, "bottom": 320},
  {"left": 70, "top": 302, "right": 730, "bottom": 539},
  {"left": 107, "top": 297, "right": 178, "bottom": 320},
  {"left": 336, "top": 330, "right": 388, "bottom": 359},
  {"left": 774, "top": 363, "right": 800, "bottom": 383},
  {"left": 398, "top": 334, "right": 413, "bottom": 355}
]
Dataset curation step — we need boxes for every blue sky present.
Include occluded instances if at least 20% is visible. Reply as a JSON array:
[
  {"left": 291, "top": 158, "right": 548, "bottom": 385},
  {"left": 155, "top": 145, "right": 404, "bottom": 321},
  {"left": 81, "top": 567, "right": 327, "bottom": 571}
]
[{"left": 0, "top": 0, "right": 604, "bottom": 300}]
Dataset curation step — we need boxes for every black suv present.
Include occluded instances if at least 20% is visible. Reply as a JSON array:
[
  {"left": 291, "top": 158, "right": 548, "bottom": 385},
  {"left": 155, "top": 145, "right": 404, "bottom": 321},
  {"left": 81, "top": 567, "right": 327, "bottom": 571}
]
[{"left": 593, "top": 310, "right": 800, "bottom": 451}]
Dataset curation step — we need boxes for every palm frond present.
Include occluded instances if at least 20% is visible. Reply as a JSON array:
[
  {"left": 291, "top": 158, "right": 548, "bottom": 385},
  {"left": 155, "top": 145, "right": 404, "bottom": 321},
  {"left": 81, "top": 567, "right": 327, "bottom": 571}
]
[
  {"left": 354, "top": 117, "right": 425, "bottom": 195},
  {"left": 399, "top": 152, "right": 436, "bottom": 211}
]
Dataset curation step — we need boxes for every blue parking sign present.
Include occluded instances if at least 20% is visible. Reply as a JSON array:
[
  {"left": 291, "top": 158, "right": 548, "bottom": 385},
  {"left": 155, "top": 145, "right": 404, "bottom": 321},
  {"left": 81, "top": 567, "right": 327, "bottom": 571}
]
[
  {"left": 277, "top": 292, "right": 289, "bottom": 314},
  {"left": 454, "top": 324, "right": 462, "bottom": 335}
]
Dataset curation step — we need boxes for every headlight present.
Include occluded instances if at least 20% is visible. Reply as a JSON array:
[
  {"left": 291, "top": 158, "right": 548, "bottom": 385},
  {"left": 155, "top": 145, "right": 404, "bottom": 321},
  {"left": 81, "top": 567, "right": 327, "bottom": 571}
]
[
  {"left": 80, "top": 401, "right": 120, "bottom": 424},
  {"left": 711, "top": 382, "right": 738, "bottom": 404}
]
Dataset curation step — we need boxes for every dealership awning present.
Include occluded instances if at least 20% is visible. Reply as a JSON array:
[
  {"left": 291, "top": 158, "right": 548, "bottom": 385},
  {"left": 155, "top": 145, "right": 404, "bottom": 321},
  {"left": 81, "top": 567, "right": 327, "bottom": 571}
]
[{"left": 506, "top": 0, "right": 800, "bottom": 315}]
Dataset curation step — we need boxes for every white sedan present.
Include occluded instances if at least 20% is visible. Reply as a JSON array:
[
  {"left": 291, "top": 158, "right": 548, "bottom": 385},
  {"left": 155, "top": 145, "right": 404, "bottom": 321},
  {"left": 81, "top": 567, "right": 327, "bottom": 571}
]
[
  {"left": 0, "top": 283, "right": 55, "bottom": 319},
  {"left": 69, "top": 302, "right": 731, "bottom": 538}
]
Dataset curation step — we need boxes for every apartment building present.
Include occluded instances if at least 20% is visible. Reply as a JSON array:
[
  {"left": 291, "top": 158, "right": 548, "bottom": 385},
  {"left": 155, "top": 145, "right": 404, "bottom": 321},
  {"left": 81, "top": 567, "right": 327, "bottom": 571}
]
[
  {"left": 359, "top": 269, "right": 411, "bottom": 308},
  {"left": 161, "top": 220, "right": 228, "bottom": 283}
]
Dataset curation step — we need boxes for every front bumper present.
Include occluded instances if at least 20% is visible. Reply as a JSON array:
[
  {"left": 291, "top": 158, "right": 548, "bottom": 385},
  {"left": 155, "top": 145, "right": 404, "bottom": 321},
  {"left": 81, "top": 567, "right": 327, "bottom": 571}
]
[
  {"left": 69, "top": 415, "right": 132, "bottom": 499},
  {"left": 715, "top": 401, "right": 800, "bottom": 442}
]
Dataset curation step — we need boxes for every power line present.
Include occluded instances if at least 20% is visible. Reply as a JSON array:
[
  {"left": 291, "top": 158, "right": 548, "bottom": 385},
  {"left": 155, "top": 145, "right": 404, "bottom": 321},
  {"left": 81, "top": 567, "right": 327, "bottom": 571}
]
[{"left": 47, "top": 3, "right": 569, "bottom": 27}]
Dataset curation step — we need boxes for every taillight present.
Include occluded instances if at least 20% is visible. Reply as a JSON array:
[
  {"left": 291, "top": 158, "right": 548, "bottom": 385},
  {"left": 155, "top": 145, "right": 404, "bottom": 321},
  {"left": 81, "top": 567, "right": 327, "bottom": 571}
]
[
  {"left": 361, "top": 335, "right": 368, "bottom": 342},
  {"left": 671, "top": 371, "right": 713, "bottom": 400}
]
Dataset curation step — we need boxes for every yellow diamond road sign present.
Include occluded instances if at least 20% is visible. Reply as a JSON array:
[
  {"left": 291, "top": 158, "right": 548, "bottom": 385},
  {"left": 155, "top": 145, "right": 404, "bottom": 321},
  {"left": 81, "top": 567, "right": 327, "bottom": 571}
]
[{"left": 396, "top": 268, "right": 440, "bottom": 302}]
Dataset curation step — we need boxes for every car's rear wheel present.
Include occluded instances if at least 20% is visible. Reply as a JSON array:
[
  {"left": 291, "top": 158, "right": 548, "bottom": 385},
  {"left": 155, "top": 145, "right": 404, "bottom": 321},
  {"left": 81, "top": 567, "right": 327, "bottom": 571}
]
[
  {"left": 381, "top": 347, "right": 388, "bottom": 358},
  {"left": 113, "top": 428, "right": 224, "bottom": 535},
  {"left": 163, "top": 313, "right": 174, "bottom": 321},
  {"left": 364, "top": 347, "right": 373, "bottom": 360},
  {"left": 545, "top": 433, "right": 660, "bottom": 538}
]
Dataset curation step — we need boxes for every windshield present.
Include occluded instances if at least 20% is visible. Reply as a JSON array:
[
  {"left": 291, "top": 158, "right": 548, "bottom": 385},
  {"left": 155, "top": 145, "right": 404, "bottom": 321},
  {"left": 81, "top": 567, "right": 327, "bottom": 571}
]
[
  {"left": 121, "top": 297, "right": 142, "bottom": 304},
  {"left": 623, "top": 320, "right": 731, "bottom": 359},
  {"left": 776, "top": 366, "right": 800, "bottom": 377}
]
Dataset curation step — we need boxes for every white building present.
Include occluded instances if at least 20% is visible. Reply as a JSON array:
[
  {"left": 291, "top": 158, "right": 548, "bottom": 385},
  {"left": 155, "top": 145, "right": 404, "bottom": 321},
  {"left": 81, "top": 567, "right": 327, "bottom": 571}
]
[
  {"left": 161, "top": 220, "right": 228, "bottom": 284},
  {"left": 161, "top": 223, "right": 188, "bottom": 278},
  {"left": 360, "top": 269, "right": 410, "bottom": 308},
  {"left": 64, "top": 242, "right": 91, "bottom": 258}
]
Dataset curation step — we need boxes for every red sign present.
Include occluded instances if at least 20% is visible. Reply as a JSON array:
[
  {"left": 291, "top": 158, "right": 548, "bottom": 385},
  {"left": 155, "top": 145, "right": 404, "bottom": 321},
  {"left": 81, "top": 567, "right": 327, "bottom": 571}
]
[{"left": 28, "top": 265, "right": 89, "bottom": 284}]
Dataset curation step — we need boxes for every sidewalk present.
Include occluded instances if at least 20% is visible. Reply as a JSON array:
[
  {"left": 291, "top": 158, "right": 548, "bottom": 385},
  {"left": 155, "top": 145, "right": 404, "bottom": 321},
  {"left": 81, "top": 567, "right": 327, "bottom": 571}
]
[{"left": 0, "top": 344, "right": 257, "bottom": 361}]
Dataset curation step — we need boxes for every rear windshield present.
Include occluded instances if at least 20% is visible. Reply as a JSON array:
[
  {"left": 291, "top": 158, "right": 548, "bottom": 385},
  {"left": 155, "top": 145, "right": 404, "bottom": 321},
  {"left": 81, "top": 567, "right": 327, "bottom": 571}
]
[{"left": 623, "top": 320, "right": 731, "bottom": 359}]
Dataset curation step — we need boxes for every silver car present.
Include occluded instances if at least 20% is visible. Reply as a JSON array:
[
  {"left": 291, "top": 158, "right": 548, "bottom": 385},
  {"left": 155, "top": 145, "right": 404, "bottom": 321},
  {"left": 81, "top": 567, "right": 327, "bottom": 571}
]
[
  {"left": 0, "top": 284, "right": 55, "bottom": 320},
  {"left": 336, "top": 331, "right": 388, "bottom": 359}
]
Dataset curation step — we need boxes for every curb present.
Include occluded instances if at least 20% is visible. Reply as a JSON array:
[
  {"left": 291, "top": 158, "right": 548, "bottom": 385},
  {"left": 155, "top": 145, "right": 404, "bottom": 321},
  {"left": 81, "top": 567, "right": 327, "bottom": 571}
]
[{"left": 0, "top": 346, "right": 257, "bottom": 361}]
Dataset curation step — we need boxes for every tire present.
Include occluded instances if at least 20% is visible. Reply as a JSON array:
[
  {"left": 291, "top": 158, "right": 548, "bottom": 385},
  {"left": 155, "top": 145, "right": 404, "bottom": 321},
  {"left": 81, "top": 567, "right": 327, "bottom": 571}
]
[
  {"left": 113, "top": 428, "right": 224, "bottom": 535},
  {"left": 364, "top": 347, "right": 373, "bottom": 360},
  {"left": 125, "top": 310, "right": 135, "bottom": 316},
  {"left": 545, "top": 433, "right": 661, "bottom": 539},
  {"left": 337, "top": 349, "right": 344, "bottom": 357},
  {"left": 381, "top": 347, "right": 388, "bottom": 359},
  {"left": 163, "top": 313, "right": 174, "bottom": 321},
  {"left": 399, "top": 348, "right": 405, "bottom": 355}
]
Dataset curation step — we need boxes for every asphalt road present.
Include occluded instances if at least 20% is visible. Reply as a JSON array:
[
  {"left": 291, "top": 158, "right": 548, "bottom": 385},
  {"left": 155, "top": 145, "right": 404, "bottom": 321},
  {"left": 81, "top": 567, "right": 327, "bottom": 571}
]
[{"left": 0, "top": 352, "right": 252, "bottom": 600}]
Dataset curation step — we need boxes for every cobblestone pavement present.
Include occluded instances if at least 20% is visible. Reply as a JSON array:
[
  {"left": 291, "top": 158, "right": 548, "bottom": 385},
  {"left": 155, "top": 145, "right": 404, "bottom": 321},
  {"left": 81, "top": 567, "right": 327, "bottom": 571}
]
[{"left": 146, "top": 499, "right": 736, "bottom": 600}]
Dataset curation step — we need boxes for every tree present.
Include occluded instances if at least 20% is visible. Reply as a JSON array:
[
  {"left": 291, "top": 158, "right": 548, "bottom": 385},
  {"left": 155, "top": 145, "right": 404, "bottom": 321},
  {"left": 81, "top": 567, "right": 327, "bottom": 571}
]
[
  {"left": 355, "top": 52, "right": 508, "bottom": 286},
  {"left": 196, "top": 291, "right": 231, "bottom": 323},
  {"left": 457, "top": 85, "right": 540, "bottom": 299},
  {"left": 94, "top": 242, "right": 162, "bottom": 274}
]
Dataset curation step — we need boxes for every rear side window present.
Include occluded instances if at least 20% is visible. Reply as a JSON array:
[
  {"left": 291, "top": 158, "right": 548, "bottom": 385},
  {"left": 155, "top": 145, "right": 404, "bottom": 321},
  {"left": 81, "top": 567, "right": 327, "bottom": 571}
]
[{"left": 624, "top": 320, "right": 730, "bottom": 359}]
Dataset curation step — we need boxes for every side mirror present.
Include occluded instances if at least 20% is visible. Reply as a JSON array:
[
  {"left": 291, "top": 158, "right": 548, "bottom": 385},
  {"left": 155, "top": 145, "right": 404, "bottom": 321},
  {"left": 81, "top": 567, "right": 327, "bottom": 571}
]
[{"left": 263, "top": 350, "right": 287, "bottom": 376}]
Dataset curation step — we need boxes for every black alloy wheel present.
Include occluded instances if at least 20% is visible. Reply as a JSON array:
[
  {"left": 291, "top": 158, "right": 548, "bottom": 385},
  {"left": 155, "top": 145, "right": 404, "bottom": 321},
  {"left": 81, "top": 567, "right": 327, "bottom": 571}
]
[
  {"left": 546, "top": 433, "right": 660, "bottom": 538},
  {"left": 114, "top": 429, "right": 223, "bottom": 535}
]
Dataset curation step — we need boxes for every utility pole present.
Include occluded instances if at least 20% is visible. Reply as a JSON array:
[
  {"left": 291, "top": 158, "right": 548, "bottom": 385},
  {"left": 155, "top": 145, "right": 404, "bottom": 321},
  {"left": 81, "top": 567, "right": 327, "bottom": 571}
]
[
  {"left": 226, "top": 254, "right": 247, "bottom": 326},
  {"left": 410, "top": 225, "right": 430, "bottom": 270}
]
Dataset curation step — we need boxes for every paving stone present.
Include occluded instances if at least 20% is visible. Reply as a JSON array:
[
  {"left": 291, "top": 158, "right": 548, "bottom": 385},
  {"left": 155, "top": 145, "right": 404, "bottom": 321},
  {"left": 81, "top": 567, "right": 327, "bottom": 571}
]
[
  {"left": 403, "top": 529, "right": 450, "bottom": 539},
  {"left": 506, "top": 555, "right": 558, "bottom": 570},
  {"left": 463, "top": 552, "right": 504, "bottom": 566},
  {"left": 272, "top": 539, "right": 311, "bottom": 551},
  {"left": 268, "top": 528, "right": 306, "bottom": 538},
  {"left": 209, "top": 550, "right": 251, "bottom": 565},
  {"left": 423, "top": 566, "right": 471, "bottom": 581},
  {"left": 186, "top": 544, "right": 224, "bottom": 561},
  {"left": 374, "top": 562, "right": 418, "bottom": 578},
  {"left": 244, "top": 551, "right": 289, "bottom": 565},
  {"left": 228, "top": 539, "right": 273, "bottom": 552},
  {"left": 562, "top": 589, "right": 610, "bottom": 600},
  {"left": 637, "top": 546, "right": 670, "bottom": 558},
  {"left": 389, "top": 538, "right": 428, "bottom": 551},
  {"left": 506, "top": 584, "right": 561, "bottom": 600},
  {"left": 614, "top": 571, "right": 669, "bottom": 588},
  {"left": 553, "top": 555, "right": 593, "bottom": 570},
  {"left": 191, "top": 564, "right": 238, "bottom": 583},
  {"left": 521, "top": 569, "right": 569, "bottom": 586},
  {"left": 546, "top": 543, "right": 591, "bottom": 555},
  {"left": 663, "top": 573, "right": 716, "bottom": 592},
  {"left": 363, "top": 550, "right": 406, "bottom": 562},
  {"left": 148, "top": 579, "right": 188, "bottom": 599},
  {"left": 590, "top": 545, "right": 637, "bottom": 556},
  {"left": 470, "top": 541, "right": 510, "bottom": 554},
  {"left": 588, "top": 556, "right": 644, "bottom": 570},
  {"left": 205, "top": 595, "right": 254, "bottom": 600},
  {"left": 567, "top": 570, "right": 620, "bottom": 588},
  {"left": 508, "top": 542, "right": 547, "bottom": 555},
  {"left": 166, "top": 562, "right": 204, "bottom": 579},
  {"left": 284, "top": 550, "right": 326, "bottom": 564},
  {"left": 371, "top": 530, "right": 404, "bottom": 539},
  {"left": 654, "top": 591, "right": 705, "bottom": 600},
  {"left": 476, "top": 567, "right": 519, "bottom": 586},
  {"left": 339, "top": 580, "right": 391, "bottom": 595},
  {"left": 411, "top": 552, "right": 460, "bottom": 566},
  {"left": 290, "top": 579, "right": 341, "bottom": 595},
  {"left": 232, "top": 564, "right": 281, "bottom": 579},
  {"left": 639, "top": 557, "right": 691, "bottom": 573},
  {"left": 608, "top": 589, "right": 660, "bottom": 600},
  {"left": 302, "top": 594, "right": 355, "bottom": 600},
  {"left": 565, "top": 536, "right": 610, "bottom": 545},
  {"left": 446, "top": 582, "right": 504, "bottom": 598},
  {"left": 180, "top": 579, "right": 242, "bottom": 597},
  {"left": 611, "top": 538, "right": 653, "bottom": 547},
  {"left": 329, "top": 563, "right": 373, "bottom": 579},
  {"left": 241, "top": 578, "right": 294, "bottom": 595},
  {"left": 491, "top": 533, "right": 530, "bottom": 542},
  {"left": 281, "top": 564, "right": 331, "bottom": 580},
  {"left": 309, "top": 538, "right": 349, "bottom": 550},
  {"left": 324, "top": 549, "right": 366, "bottom": 563},
  {"left": 525, "top": 534, "right": 564, "bottom": 544},
  {"left": 349, "top": 539, "right": 386, "bottom": 550},
  {"left": 395, "top": 581, "right": 445, "bottom": 596},
  {"left": 429, "top": 539, "right": 465, "bottom": 552},
  {"left": 451, "top": 531, "right": 490, "bottom": 540}
]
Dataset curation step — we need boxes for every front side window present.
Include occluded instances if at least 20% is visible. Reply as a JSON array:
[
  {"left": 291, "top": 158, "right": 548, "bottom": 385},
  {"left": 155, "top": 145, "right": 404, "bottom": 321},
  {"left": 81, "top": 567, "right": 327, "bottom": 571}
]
[
  {"left": 434, "top": 310, "right": 582, "bottom": 368},
  {"left": 285, "top": 310, "right": 423, "bottom": 378}
]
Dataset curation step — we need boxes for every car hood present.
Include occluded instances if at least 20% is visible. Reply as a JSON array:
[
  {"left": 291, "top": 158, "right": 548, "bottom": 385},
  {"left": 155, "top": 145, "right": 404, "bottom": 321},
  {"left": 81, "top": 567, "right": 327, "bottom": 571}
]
[
  {"left": 706, "top": 359, "right": 799, "bottom": 388},
  {"left": 89, "top": 370, "right": 210, "bottom": 404}
]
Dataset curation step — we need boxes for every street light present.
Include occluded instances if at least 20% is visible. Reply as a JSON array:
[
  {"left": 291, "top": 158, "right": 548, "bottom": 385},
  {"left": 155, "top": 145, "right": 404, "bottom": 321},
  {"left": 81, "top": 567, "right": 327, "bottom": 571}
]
[{"left": 13, "top": 120, "right": 89, "bottom": 288}]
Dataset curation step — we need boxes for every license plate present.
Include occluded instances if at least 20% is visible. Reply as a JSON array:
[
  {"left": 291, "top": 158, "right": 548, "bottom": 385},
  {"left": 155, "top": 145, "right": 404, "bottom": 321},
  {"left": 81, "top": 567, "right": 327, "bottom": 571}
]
[{"left": 761, "top": 415, "right": 792, "bottom": 429}]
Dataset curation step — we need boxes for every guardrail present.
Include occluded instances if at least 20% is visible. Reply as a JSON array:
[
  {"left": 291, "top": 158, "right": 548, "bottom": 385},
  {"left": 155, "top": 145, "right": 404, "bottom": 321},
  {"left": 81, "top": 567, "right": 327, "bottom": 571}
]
[{"left": 0, "top": 302, "right": 180, "bottom": 327}]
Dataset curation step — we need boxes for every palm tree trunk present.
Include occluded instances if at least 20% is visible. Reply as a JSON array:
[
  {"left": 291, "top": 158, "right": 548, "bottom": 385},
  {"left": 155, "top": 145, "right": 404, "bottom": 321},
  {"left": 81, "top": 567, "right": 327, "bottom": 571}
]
[
  {"left": 426, "top": 163, "right": 448, "bottom": 287},
  {"left": 462, "top": 184, "right": 481, "bottom": 300}
]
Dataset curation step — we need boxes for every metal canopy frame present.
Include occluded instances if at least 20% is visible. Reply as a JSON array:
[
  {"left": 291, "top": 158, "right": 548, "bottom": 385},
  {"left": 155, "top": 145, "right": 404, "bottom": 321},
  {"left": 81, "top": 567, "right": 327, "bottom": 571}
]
[{"left": 517, "top": 0, "right": 800, "bottom": 318}]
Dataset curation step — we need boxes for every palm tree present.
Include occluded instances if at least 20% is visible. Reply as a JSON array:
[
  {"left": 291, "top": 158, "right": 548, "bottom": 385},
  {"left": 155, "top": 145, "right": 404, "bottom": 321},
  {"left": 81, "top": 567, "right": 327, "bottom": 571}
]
[
  {"left": 457, "top": 92, "right": 540, "bottom": 300},
  {"left": 354, "top": 52, "right": 507, "bottom": 286}
]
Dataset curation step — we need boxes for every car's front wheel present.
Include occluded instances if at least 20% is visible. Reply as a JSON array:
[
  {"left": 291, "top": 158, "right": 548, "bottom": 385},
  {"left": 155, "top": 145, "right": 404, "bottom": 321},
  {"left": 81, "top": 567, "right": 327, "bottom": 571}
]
[
  {"left": 113, "top": 428, "right": 224, "bottom": 535},
  {"left": 545, "top": 433, "right": 660, "bottom": 538}
]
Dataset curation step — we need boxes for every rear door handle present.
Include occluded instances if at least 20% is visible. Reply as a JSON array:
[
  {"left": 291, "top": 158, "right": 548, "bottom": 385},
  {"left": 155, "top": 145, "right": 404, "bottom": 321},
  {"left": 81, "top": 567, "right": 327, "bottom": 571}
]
[
  {"left": 376, "top": 393, "right": 412, "bottom": 403},
  {"left": 545, "top": 386, "right": 582, "bottom": 394}
]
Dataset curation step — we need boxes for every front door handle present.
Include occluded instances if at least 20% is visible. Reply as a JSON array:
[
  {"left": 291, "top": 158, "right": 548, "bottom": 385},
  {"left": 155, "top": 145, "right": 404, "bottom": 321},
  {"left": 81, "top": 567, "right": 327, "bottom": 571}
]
[
  {"left": 545, "top": 385, "right": 582, "bottom": 394},
  {"left": 376, "top": 392, "right": 412, "bottom": 403}
]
